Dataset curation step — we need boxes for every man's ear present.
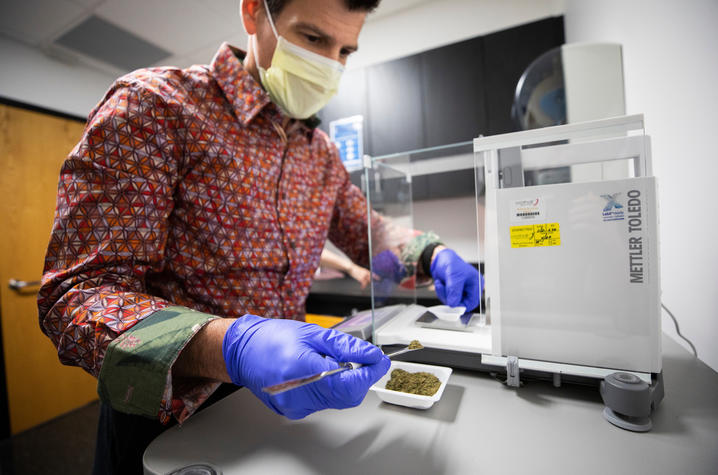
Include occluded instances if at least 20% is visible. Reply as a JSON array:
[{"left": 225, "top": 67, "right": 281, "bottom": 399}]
[{"left": 240, "top": 0, "right": 262, "bottom": 35}]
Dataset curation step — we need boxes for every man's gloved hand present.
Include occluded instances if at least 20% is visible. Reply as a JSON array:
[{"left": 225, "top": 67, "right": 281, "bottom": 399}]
[
  {"left": 222, "top": 315, "right": 390, "bottom": 420},
  {"left": 430, "top": 248, "right": 483, "bottom": 311}
]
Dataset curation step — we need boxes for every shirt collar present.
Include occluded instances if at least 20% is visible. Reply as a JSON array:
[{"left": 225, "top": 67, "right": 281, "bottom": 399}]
[
  {"left": 209, "top": 43, "right": 319, "bottom": 137},
  {"left": 210, "top": 42, "right": 273, "bottom": 126},
  {"left": 210, "top": 43, "right": 320, "bottom": 138}
]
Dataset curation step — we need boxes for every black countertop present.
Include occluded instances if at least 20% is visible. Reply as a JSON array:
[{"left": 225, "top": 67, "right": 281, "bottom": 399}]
[{"left": 306, "top": 277, "right": 440, "bottom": 317}]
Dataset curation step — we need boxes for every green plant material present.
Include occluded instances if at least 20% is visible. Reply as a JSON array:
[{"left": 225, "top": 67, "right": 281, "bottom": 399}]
[
  {"left": 385, "top": 369, "right": 440, "bottom": 396},
  {"left": 408, "top": 340, "right": 423, "bottom": 350}
]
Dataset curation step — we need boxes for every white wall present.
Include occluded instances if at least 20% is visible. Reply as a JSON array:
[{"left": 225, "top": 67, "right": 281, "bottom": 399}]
[
  {"left": 0, "top": 35, "right": 116, "bottom": 118},
  {"left": 413, "top": 196, "right": 483, "bottom": 263},
  {"left": 351, "top": 0, "right": 565, "bottom": 69},
  {"left": 565, "top": 0, "right": 718, "bottom": 371}
]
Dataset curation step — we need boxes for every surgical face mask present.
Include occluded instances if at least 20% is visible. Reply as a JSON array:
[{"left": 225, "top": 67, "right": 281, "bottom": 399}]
[{"left": 257, "top": 0, "right": 344, "bottom": 119}]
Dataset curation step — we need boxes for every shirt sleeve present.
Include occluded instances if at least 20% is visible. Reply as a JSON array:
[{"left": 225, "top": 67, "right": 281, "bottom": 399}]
[
  {"left": 98, "top": 306, "right": 219, "bottom": 423},
  {"left": 37, "top": 83, "right": 219, "bottom": 424},
  {"left": 325, "top": 143, "right": 440, "bottom": 285}
]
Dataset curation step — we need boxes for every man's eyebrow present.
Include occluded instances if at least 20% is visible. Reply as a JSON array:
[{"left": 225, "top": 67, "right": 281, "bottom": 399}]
[{"left": 295, "top": 21, "right": 359, "bottom": 52}]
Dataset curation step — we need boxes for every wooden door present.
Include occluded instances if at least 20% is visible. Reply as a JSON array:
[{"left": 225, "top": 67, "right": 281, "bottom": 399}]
[{"left": 0, "top": 103, "right": 97, "bottom": 435}]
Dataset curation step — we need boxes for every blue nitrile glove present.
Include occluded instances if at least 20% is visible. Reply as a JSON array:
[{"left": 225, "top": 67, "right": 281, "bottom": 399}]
[
  {"left": 430, "top": 248, "right": 483, "bottom": 311},
  {"left": 222, "top": 314, "right": 390, "bottom": 420},
  {"left": 371, "top": 250, "right": 406, "bottom": 296},
  {"left": 372, "top": 250, "right": 405, "bottom": 282}
]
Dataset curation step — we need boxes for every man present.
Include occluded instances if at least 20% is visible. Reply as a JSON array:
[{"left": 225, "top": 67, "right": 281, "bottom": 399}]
[{"left": 38, "top": 0, "right": 481, "bottom": 472}]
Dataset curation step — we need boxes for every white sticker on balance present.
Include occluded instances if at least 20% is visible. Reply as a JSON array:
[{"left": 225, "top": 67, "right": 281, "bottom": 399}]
[{"left": 511, "top": 198, "right": 545, "bottom": 222}]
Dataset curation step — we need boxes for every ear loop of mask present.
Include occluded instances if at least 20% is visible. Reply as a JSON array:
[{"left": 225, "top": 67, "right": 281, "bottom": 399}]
[
  {"left": 254, "top": 0, "right": 279, "bottom": 70},
  {"left": 263, "top": 0, "right": 280, "bottom": 39},
  {"left": 250, "top": 0, "right": 278, "bottom": 76}
]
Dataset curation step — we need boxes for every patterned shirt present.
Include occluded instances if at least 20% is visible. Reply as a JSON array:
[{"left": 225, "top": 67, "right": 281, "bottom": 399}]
[{"left": 38, "top": 43, "right": 436, "bottom": 423}]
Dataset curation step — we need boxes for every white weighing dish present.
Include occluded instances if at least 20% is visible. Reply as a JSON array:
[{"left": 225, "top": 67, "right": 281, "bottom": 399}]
[
  {"left": 370, "top": 361, "right": 452, "bottom": 409},
  {"left": 428, "top": 305, "right": 466, "bottom": 322}
]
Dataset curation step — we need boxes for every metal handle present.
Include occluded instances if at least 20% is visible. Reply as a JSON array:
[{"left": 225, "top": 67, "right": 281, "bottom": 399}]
[
  {"left": 262, "top": 362, "right": 361, "bottom": 396},
  {"left": 261, "top": 346, "right": 423, "bottom": 396},
  {"left": 8, "top": 279, "right": 41, "bottom": 291},
  {"left": 384, "top": 347, "right": 418, "bottom": 359}
]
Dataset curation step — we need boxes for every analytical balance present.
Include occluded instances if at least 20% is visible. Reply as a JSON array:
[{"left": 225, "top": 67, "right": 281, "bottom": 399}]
[{"left": 338, "top": 115, "right": 664, "bottom": 432}]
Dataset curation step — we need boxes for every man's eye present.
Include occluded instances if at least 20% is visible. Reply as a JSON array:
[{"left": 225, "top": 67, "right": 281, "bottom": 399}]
[{"left": 305, "top": 34, "right": 321, "bottom": 43}]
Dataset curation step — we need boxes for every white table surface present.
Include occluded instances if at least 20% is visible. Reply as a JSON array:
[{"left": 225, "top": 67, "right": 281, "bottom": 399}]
[{"left": 144, "top": 335, "right": 718, "bottom": 475}]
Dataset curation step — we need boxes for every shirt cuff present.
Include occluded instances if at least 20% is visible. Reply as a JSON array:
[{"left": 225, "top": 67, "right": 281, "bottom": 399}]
[{"left": 97, "top": 306, "right": 218, "bottom": 422}]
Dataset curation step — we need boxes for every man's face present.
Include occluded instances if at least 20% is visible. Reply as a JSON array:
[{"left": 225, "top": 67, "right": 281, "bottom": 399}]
[{"left": 250, "top": 0, "right": 367, "bottom": 68}]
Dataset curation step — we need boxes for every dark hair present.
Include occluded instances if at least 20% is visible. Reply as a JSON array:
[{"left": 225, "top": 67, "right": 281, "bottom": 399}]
[{"left": 265, "top": 0, "right": 381, "bottom": 17}]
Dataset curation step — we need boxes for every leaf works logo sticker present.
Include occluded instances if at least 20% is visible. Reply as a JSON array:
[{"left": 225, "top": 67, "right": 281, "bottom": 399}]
[
  {"left": 601, "top": 193, "right": 624, "bottom": 222},
  {"left": 511, "top": 197, "right": 544, "bottom": 222}
]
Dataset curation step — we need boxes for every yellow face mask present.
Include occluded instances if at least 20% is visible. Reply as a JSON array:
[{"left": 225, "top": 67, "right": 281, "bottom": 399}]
[{"left": 258, "top": 0, "right": 344, "bottom": 119}]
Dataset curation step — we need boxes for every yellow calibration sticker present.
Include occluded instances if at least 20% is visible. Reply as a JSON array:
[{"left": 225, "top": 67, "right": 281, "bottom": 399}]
[{"left": 510, "top": 223, "right": 561, "bottom": 248}]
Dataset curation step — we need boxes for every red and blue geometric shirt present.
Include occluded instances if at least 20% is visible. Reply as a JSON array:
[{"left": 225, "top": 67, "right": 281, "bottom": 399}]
[{"left": 38, "top": 43, "right": 435, "bottom": 424}]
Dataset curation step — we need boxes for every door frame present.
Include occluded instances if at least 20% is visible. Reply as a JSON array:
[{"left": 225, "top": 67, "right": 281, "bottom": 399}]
[{"left": 0, "top": 96, "right": 85, "bottom": 439}]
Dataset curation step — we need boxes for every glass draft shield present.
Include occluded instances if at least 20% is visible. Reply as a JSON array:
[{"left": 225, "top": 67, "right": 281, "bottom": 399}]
[{"left": 363, "top": 141, "right": 486, "bottom": 347}]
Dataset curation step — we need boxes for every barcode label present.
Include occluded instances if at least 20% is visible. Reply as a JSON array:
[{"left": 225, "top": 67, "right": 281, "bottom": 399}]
[{"left": 511, "top": 198, "right": 545, "bottom": 222}]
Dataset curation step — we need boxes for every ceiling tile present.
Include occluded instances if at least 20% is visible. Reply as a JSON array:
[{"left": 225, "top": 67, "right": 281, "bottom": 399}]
[
  {"left": 367, "top": 0, "right": 432, "bottom": 22},
  {"left": 65, "top": 0, "right": 106, "bottom": 8},
  {"left": 199, "top": 0, "right": 434, "bottom": 24},
  {"left": 151, "top": 32, "right": 247, "bottom": 67},
  {"left": 156, "top": 53, "right": 192, "bottom": 70},
  {"left": 220, "top": 31, "right": 249, "bottom": 52},
  {"left": 55, "top": 15, "right": 172, "bottom": 71},
  {"left": 196, "top": 0, "right": 241, "bottom": 19},
  {"left": 0, "top": 0, "right": 86, "bottom": 44},
  {"left": 185, "top": 41, "right": 227, "bottom": 65},
  {"left": 95, "top": 0, "right": 242, "bottom": 57},
  {"left": 183, "top": 44, "right": 222, "bottom": 66}
]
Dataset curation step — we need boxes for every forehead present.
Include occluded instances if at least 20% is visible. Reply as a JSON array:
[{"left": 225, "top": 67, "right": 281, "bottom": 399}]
[{"left": 275, "top": 0, "right": 367, "bottom": 44}]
